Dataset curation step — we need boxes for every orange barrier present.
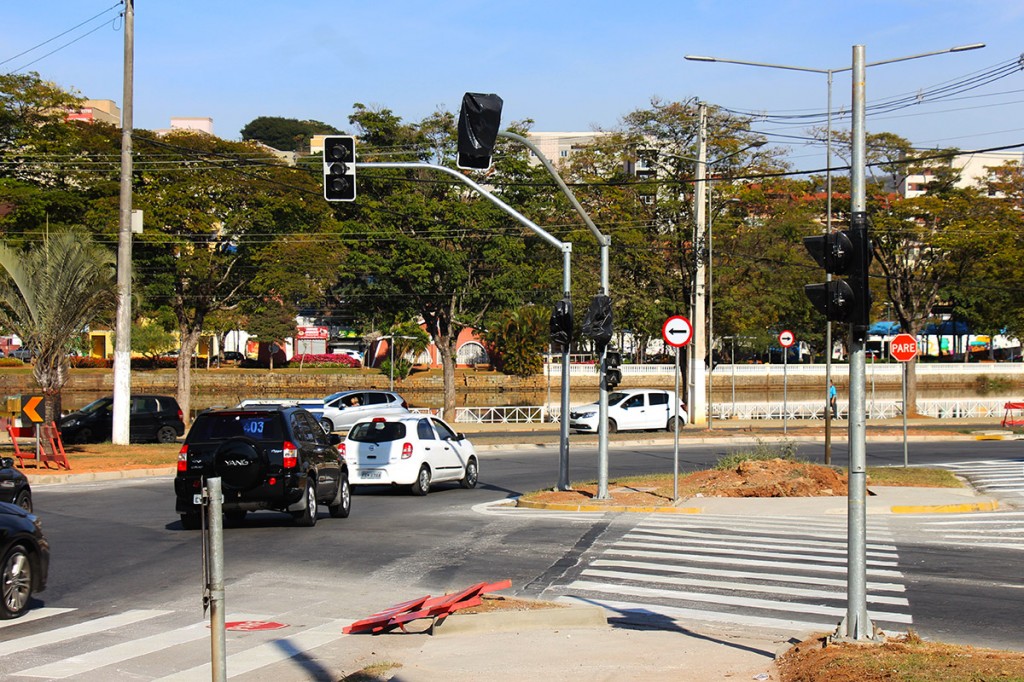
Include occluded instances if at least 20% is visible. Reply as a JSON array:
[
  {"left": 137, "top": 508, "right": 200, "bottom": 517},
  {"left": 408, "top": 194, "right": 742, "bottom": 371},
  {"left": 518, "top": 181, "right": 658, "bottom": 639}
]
[
  {"left": 1001, "top": 402, "right": 1024, "bottom": 428},
  {"left": 343, "top": 579, "right": 513, "bottom": 634},
  {"left": 4, "top": 422, "right": 70, "bottom": 469}
]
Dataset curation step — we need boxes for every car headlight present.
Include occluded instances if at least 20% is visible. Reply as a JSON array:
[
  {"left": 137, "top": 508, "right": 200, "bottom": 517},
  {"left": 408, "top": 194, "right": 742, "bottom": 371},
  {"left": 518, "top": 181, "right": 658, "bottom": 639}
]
[
  {"left": 577, "top": 411, "right": 596, "bottom": 419},
  {"left": 62, "top": 419, "right": 79, "bottom": 428}
]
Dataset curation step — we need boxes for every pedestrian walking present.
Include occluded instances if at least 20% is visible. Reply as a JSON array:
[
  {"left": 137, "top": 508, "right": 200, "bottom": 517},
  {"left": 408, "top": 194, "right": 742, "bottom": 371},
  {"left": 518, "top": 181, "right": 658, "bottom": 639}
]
[{"left": 829, "top": 381, "right": 838, "bottom": 419}]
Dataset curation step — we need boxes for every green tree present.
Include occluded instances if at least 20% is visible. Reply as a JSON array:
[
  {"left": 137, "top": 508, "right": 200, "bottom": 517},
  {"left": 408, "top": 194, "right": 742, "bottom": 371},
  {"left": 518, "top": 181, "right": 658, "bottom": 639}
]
[
  {"left": 245, "top": 299, "right": 296, "bottom": 370},
  {"left": 0, "top": 229, "right": 117, "bottom": 422},
  {"left": 240, "top": 116, "right": 341, "bottom": 152},
  {"left": 130, "top": 320, "right": 177, "bottom": 366},
  {"left": 484, "top": 305, "right": 548, "bottom": 376}
]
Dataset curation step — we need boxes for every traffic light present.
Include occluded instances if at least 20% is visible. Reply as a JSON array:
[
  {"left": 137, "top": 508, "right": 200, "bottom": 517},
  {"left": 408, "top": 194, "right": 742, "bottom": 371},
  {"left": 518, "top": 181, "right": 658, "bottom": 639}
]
[
  {"left": 323, "top": 136, "right": 356, "bottom": 202},
  {"left": 605, "top": 348, "right": 622, "bottom": 389},
  {"left": 582, "top": 294, "right": 613, "bottom": 350},
  {"left": 803, "top": 212, "right": 872, "bottom": 339},
  {"left": 457, "top": 92, "right": 503, "bottom": 170},
  {"left": 549, "top": 298, "right": 574, "bottom": 349}
]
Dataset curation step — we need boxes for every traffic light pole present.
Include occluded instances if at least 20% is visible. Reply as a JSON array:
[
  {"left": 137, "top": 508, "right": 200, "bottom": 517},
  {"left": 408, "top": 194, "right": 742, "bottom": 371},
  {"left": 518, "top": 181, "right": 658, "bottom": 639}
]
[
  {"left": 358, "top": 161, "right": 574, "bottom": 490},
  {"left": 497, "top": 131, "right": 612, "bottom": 498},
  {"left": 837, "top": 44, "right": 875, "bottom": 644}
]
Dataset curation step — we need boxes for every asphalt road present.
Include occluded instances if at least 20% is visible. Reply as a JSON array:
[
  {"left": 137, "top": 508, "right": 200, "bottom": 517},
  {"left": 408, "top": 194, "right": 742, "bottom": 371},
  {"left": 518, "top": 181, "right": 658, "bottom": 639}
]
[{"left": 13, "top": 438, "right": 1024, "bottom": 677}]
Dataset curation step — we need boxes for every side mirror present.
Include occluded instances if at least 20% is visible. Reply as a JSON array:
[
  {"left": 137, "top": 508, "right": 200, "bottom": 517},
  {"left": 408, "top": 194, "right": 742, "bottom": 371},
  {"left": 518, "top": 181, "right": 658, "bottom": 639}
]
[
  {"left": 456, "top": 433, "right": 466, "bottom": 441},
  {"left": 0, "top": 457, "right": 13, "bottom": 469}
]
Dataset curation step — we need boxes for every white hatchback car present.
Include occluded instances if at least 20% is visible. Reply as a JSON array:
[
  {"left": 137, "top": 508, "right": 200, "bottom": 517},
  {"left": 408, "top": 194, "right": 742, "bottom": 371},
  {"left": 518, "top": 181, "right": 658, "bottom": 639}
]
[
  {"left": 568, "top": 389, "right": 688, "bottom": 434},
  {"left": 343, "top": 416, "right": 479, "bottom": 495}
]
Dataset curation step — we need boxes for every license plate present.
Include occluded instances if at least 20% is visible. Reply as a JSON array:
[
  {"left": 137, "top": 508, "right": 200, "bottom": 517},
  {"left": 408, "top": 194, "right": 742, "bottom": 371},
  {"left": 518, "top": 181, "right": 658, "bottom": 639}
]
[
  {"left": 193, "top": 494, "right": 203, "bottom": 505},
  {"left": 360, "top": 470, "right": 382, "bottom": 480}
]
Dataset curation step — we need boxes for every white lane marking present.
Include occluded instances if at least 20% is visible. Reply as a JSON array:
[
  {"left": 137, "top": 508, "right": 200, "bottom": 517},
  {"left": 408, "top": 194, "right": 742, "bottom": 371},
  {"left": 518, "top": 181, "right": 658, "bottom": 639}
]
[
  {"left": 612, "top": 540, "right": 900, "bottom": 567},
  {"left": 624, "top": 529, "right": 899, "bottom": 556},
  {"left": 582, "top": 568, "right": 910, "bottom": 606},
  {"left": 604, "top": 547, "right": 905, "bottom": 577},
  {"left": 566, "top": 579, "right": 913, "bottom": 624},
  {"left": 0, "top": 607, "right": 75, "bottom": 630},
  {"left": 0, "top": 610, "right": 171, "bottom": 657}
]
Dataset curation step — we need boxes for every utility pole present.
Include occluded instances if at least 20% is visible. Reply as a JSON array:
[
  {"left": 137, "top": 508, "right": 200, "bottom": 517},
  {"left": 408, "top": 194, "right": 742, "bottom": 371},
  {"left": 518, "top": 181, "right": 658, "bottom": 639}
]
[
  {"left": 689, "top": 103, "right": 708, "bottom": 425},
  {"left": 112, "top": 0, "right": 134, "bottom": 445}
]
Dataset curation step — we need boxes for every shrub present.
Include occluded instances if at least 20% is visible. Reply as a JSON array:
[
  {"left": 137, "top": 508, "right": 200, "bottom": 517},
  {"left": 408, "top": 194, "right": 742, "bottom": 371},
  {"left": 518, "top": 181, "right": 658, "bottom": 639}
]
[
  {"left": 379, "top": 358, "right": 412, "bottom": 380},
  {"left": 0, "top": 358, "right": 26, "bottom": 368},
  {"left": 70, "top": 356, "right": 111, "bottom": 369},
  {"left": 292, "top": 353, "right": 360, "bottom": 368},
  {"left": 715, "top": 439, "right": 801, "bottom": 470}
]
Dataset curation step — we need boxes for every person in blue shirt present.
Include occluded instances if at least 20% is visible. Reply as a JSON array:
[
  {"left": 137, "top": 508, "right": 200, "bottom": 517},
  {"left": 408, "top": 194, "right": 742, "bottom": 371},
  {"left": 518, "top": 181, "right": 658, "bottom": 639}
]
[{"left": 829, "top": 381, "right": 838, "bottom": 419}]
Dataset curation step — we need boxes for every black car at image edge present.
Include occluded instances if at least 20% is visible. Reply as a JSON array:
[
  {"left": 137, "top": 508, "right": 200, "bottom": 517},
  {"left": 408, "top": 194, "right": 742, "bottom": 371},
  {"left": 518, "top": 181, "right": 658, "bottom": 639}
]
[
  {"left": 174, "top": 405, "right": 350, "bottom": 529},
  {"left": 0, "top": 457, "right": 32, "bottom": 512},
  {"left": 0, "top": 501, "right": 49, "bottom": 619},
  {"left": 59, "top": 395, "right": 185, "bottom": 444}
]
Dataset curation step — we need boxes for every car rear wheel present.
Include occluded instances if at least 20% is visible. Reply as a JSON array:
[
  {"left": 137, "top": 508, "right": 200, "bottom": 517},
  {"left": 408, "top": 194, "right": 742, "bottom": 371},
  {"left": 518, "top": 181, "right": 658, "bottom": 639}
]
[
  {"left": 0, "top": 545, "right": 33, "bottom": 619},
  {"left": 666, "top": 416, "right": 686, "bottom": 433},
  {"left": 225, "top": 511, "right": 247, "bottom": 526},
  {"left": 410, "top": 465, "right": 431, "bottom": 496},
  {"left": 319, "top": 418, "right": 334, "bottom": 433},
  {"left": 156, "top": 426, "right": 178, "bottom": 443},
  {"left": 293, "top": 481, "right": 318, "bottom": 527},
  {"left": 460, "top": 457, "right": 479, "bottom": 489},
  {"left": 328, "top": 475, "right": 351, "bottom": 518},
  {"left": 13, "top": 491, "right": 31, "bottom": 513},
  {"left": 607, "top": 419, "right": 618, "bottom": 434},
  {"left": 180, "top": 513, "right": 201, "bottom": 530}
]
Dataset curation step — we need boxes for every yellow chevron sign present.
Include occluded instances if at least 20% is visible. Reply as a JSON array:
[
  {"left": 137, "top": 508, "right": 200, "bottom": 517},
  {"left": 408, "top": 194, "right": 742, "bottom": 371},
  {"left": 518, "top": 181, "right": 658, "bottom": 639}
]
[{"left": 21, "top": 396, "right": 44, "bottom": 423}]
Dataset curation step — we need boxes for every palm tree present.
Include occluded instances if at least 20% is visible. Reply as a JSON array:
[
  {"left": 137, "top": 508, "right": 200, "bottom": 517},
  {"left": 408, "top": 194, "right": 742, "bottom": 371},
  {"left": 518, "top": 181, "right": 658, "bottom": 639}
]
[{"left": 0, "top": 229, "right": 117, "bottom": 423}]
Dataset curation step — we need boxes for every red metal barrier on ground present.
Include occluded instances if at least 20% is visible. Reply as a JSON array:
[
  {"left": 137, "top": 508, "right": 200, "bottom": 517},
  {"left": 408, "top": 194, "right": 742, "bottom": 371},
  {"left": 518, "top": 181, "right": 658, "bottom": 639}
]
[
  {"left": 1002, "top": 402, "right": 1024, "bottom": 427},
  {"left": 343, "top": 579, "right": 512, "bottom": 635}
]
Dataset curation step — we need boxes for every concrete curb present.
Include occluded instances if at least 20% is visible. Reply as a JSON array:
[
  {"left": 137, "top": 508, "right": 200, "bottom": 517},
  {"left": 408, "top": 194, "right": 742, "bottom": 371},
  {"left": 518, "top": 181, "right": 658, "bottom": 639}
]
[
  {"left": 24, "top": 466, "right": 175, "bottom": 485},
  {"left": 516, "top": 498, "right": 703, "bottom": 514},
  {"left": 890, "top": 500, "right": 1000, "bottom": 514},
  {"left": 432, "top": 604, "right": 607, "bottom": 636}
]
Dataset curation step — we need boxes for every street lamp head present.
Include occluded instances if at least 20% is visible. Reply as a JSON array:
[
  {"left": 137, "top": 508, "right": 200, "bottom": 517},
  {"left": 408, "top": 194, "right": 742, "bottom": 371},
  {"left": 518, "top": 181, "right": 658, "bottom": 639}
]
[
  {"left": 950, "top": 43, "right": 986, "bottom": 52},
  {"left": 684, "top": 55, "right": 718, "bottom": 63}
]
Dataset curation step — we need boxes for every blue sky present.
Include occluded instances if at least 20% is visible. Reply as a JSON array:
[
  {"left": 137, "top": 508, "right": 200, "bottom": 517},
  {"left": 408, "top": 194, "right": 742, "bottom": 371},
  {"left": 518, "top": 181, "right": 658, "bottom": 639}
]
[{"left": 5, "top": 1, "right": 1024, "bottom": 168}]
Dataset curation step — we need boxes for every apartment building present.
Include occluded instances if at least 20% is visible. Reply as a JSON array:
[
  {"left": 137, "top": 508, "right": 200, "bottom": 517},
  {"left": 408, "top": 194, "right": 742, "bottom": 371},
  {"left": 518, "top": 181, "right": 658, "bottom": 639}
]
[{"left": 899, "top": 150, "right": 1024, "bottom": 198}]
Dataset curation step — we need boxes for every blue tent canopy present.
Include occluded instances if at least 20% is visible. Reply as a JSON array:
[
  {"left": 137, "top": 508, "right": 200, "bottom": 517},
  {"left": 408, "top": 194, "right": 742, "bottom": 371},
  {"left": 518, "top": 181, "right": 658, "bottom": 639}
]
[
  {"left": 868, "top": 321, "right": 901, "bottom": 335},
  {"left": 923, "top": 320, "right": 970, "bottom": 335}
]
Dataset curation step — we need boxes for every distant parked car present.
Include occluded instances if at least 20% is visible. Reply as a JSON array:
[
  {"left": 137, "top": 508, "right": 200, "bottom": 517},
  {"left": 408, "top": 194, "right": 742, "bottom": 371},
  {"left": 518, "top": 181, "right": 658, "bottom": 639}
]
[
  {"left": 59, "top": 395, "right": 185, "bottom": 444},
  {"left": 569, "top": 389, "right": 688, "bottom": 434},
  {"left": 9, "top": 348, "right": 33, "bottom": 362},
  {"left": 218, "top": 351, "right": 244, "bottom": 363},
  {"left": 0, "top": 501, "right": 49, "bottom": 619},
  {"left": 174, "top": 405, "right": 350, "bottom": 529},
  {"left": 0, "top": 458, "right": 32, "bottom": 512},
  {"left": 344, "top": 415, "right": 479, "bottom": 495}
]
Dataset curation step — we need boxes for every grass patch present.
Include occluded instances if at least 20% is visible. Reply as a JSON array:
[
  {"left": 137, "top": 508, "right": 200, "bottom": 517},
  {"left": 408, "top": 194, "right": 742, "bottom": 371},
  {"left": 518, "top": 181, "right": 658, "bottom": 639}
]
[
  {"left": 778, "top": 632, "right": 1024, "bottom": 681},
  {"left": 865, "top": 466, "right": 963, "bottom": 488},
  {"left": 715, "top": 439, "right": 801, "bottom": 470},
  {"left": 340, "top": 661, "right": 402, "bottom": 682}
]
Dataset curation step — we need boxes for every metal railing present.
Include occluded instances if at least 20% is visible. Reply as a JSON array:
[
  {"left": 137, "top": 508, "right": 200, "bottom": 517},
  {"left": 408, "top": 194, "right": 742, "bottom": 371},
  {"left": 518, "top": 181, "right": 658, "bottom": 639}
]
[
  {"left": 444, "top": 398, "right": 1010, "bottom": 424},
  {"left": 543, "top": 362, "right": 1024, "bottom": 378}
]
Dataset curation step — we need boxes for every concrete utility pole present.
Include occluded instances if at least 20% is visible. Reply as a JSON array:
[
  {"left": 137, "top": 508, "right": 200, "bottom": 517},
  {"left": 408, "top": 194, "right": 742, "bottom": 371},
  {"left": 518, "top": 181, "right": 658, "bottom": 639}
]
[
  {"left": 112, "top": 0, "right": 134, "bottom": 445},
  {"left": 689, "top": 103, "right": 708, "bottom": 426}
]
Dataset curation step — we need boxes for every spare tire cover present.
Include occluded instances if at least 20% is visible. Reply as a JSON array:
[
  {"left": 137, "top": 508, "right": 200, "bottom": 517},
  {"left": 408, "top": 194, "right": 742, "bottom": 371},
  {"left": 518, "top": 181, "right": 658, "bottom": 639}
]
[{"left": 214, "top": 438, "right": 267, "bottom": 491}]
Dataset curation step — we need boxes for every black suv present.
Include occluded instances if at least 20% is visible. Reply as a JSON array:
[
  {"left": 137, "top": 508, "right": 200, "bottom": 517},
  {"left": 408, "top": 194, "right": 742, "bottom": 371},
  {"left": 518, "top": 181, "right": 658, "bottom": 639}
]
[
  {"left": 59, "top": 395, "right": 185, "bottom": 444},
  {"left": 174, "top": 406, "right": 350, "bottom": 529}
]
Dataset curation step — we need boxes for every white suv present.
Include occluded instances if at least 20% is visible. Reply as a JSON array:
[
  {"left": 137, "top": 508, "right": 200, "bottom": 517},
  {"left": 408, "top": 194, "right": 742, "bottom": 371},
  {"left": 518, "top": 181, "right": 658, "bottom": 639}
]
[{"left": 568, "top": 389, "right": 688, "bottom": 434}]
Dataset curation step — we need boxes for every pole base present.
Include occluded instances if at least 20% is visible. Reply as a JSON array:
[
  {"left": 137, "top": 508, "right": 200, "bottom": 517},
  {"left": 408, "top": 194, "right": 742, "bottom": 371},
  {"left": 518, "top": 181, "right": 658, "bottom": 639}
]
[{"left": 830, "top": 617, "right": 885, "bottom": 644}]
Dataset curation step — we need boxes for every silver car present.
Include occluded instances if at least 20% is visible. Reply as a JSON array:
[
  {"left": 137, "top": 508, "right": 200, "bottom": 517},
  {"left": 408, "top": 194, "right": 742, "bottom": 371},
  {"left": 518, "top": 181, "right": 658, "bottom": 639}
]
[{"left": 316, "top": 390, "right": 410, "bottom": 433}]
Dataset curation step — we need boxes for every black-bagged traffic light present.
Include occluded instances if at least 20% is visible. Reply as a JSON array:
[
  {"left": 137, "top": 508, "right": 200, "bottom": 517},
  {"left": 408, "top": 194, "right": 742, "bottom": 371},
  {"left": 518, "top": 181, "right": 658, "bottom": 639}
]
[
  {"left": 605, "top": 348, "right": 622, "bottom": 389},
  {"left": 323, "top": 136, "right": 356, "bottom": 202},
  {"left": 803, "top": 213, "right": 872, "bottom": 338},
  {"left": 549, "top": 298, "right": 574, "bottom": 349},
  {"left": 582, "top": 294, "right": 613, "bottom": 350},
  {"left": 457, "top": 93, "right": 503, "bottom": 170}
]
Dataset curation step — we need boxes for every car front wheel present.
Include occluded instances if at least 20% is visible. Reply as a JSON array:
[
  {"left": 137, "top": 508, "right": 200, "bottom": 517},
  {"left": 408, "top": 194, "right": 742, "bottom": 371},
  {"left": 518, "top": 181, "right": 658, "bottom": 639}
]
[
  {"left": 0, "top": 545, "right": 33, "bottom": 619},
  {"left": 14, "top": 491, "right": 31, "bottom": 513},
  {"left": 156, "top": 426, "right": 178, "bottom": 443},
  {"left": 459, "top": 457, "right": 478, "bottom": 489},
  {"left": 410, "top": 465, "right": 431, "bottom": 496},
  {"left": 293, "top": 482, "right": 318, "bottom": 527},
  {"left": 666, "top": 416, "right": 686, "bottom": 433}
]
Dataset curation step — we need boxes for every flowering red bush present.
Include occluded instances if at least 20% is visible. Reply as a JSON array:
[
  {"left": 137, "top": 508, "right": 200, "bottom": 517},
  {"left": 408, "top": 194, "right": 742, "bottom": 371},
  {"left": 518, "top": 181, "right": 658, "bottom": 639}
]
[
  {"left": 292, "top": 353, "right": 361, "bottom": 368},
  {"left": 70, "top": 356, "right": 112, "bottom": 369}
]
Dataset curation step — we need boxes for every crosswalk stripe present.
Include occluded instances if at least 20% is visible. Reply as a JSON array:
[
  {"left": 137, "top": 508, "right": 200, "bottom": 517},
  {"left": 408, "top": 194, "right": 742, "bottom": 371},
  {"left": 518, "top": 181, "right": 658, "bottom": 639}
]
[
  {"left": 155, "top": 618, "right": 353, "bottom": 680},
  {"left": 0, "top": 609, "right": 171, "bottom": 658},
  {"left": 582, "top": 568, "right": 910, "bottom": 606},
  {"left": 0, "top": 607, "right": 74, "bottom": 630},
  {"left": 554, "top": 595, "right": 880, "bottom": 634},
  {"left": 613, "top": 540, "right": 900, "bottom": 567},
  {"left": 624, "top": 529, "right": 898, "bottom": 556},
  {"left": 13, "top": 613, "right": 270, "bottom": 679},
  {"left": 604, "top": 547, "right": 905, "bottom": 577},
  {"left": 591, "top": 559, "right": 906, "bottom": 592},
  {"left": 565, "top": 579, "right": 914, "bottom": 624}
]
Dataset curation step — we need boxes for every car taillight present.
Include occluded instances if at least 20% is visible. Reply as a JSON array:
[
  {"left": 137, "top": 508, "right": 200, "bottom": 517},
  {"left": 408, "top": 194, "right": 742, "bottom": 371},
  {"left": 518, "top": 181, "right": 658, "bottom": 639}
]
[
  {"left": 402, "top": 442, "right": 413, "bottom": 459},
  {"left": 177, "top": 408, "right": 184, "bottom": 421},
  {"left": 338, "top": 442, "right": 346, "bottom": 459},
  {"left": 283, "top": 441, "right": 298, "bottom": 469},
  {"left": 177, "top": 444, "right": 188, "bottom": 472}
]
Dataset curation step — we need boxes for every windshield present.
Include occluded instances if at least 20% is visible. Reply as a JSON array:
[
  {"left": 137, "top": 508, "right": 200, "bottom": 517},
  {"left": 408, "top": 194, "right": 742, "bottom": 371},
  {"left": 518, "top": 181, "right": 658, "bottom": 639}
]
[
  {"left": 188, "top": 412, "right": 285, "bottom": 442},
  {"left": 348, "top": 421, "right": 406, "bottom": 443},
  {"left": 607, "top": 392, "right": 629, "bottom": 406},
  {"left": 79, "top": 398, "right": 113, "bottom": 415}
]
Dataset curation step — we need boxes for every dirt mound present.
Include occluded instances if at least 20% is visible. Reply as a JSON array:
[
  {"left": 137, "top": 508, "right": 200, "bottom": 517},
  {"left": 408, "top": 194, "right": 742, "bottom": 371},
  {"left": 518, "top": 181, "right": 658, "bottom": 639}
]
[{"left": 686, "top": 458, "right": 848, "bottom": 498}]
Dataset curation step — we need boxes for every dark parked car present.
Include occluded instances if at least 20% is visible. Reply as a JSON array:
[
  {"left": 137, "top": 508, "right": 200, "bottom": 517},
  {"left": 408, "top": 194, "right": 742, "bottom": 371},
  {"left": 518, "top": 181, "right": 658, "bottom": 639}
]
[
  {"left": 218, "top": 351, "right": 244, "bottom": 363},
  {"left": 0, "top": 501, "right": 49, "bottom": 619},
  {"left": 59, "top": 395, "right": 185, "bottom": 444},
  {"left": 0, "top": 458, "right": 31, "bottom": 512},
  {"left": 9, "top": 348, "right": 33, "bottom": 362},
  {"left": 174, "top": 405, "right": 350, "bottom": 529}
]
